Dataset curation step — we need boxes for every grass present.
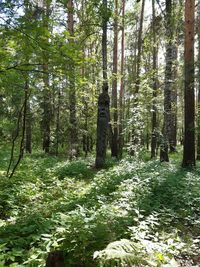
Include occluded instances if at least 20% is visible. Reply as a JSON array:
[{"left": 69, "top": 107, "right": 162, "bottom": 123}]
[{"left": 0, "top": 146, "right": 199, "bottom": 266}]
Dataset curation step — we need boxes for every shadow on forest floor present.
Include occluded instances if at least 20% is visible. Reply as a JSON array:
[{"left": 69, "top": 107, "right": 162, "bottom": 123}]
[{"left": 0, "top": 149, "right": 200, "bottom": 266}]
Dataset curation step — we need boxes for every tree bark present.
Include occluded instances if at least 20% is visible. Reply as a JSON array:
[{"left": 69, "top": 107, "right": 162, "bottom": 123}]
[
  {"left": 42, "top": 0, "right": 51, "bottom": 153},
  {"left": 182, "top": 0, "right": 195, "bottom": 167},
  {"left": 119, "top": 0, "right": 125, "bottom": 158},
  {"left": 67, "top": 0, "right": 78, "bottom": 158},
  {"left": 160, "top": 0, "right": 173, "bottom": 162},
  {"left": 135, "top": 0, "right": 145, "bottom": 95},
  {"left": 197, "top": 3, "right": 200, "bottom": 160},
  {"left": 150, "top": 0, "right": 158, "bottom": 159},
  {"left": 95, "top": 0, "right": 110, "bottom": 168},
  {"left": 111, "top": 0, "right": 118, "bottom": 158},
  {"left": 25, "top": 89, "right": 32, "bottom": 154}
]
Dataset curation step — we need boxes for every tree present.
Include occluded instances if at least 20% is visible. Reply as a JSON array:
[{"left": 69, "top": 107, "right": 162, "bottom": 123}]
[
  {"left": 150, "top": 0, "right": 158, "bottom": 159},
  {"left": 111, "top": 0, "right": 119, "bottom": 158},
  {"left": 160, "top": 0, "right": 173, "bottom": 162},
  {"left": 67, "top": 0, "right": 78, "bottom": 158},
  {"left": 119, "top": 0, "right": 125, "bottom": 158},
  {"left": 95, "top": 0, "right": 110, "bottom": 168},
  {"left": 182, "top": 0, "right": 195, "bottom": 167},
  {"left": 197, "top": 2, "right": 200, "bottom": 160},
  {"left": 42, "top": 0, "right": 51, "bottom": 153}
]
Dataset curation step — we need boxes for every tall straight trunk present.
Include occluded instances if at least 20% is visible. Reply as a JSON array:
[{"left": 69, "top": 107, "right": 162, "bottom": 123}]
[
  {"left": 169, "top": 44, "right": 178, "bottom": 152},
  {"left": 25, "top": 92, "right": 32, "bottom": 154},
  {"left": 42, "top": 0, "right": 51, "bottom": 153},
  {"left": 24, "top": 1, "right": 32, "bottom": 154},
  {"left": 55, "top": 88, "right": 61, "bottom": 156},
  {"left": 150, "top": 0, "right": 158, "bottom": 159},
  {"left": 182, "top": 0, "right": 195, "bottom": 167},
  {"left": 67, "top": 0, "right": 78, "bottom": 157},
  {"left": 111, "top": 0, "right": 118, "bottom": 158},
  {"left": 119, "top": 0, "right": 125, "bottom": 158},
  {"left": 95, "top": 0, "right": 110, "bottom": 168},
  {"left": 197, "top": 4, "right": 200, "bottom": 160},
  {"left": 160, "top": 0, "right": 173, "bottom": 162},
  {"left": 130, "top": 0, "right": 145, "bottom": 155},
  {"left": 135, "top": 0, "right": 145, "bottom": 95}
]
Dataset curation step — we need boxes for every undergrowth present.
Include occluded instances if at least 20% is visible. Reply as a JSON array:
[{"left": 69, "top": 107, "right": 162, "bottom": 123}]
[{"left": 0, "top": 147, "right": 199, "bottom": 266}]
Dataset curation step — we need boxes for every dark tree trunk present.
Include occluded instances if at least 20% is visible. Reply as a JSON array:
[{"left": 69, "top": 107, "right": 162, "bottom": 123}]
[
  {"left": 67, "top": 0, "right": 78, "bottom": 158},
  {"left": 135, "top": 0, "right": 145, "bottom": 95},
  {"left": 150, "top": 0, "right": 158, "bottom": 159},
  {"left": 130, "top": 0, "right": 145, "bottom": 155},
  {"left": 25, "top": 95, "right": 32, "bottom": 154},
  {"left": 111, "top": 0, "right": 118, "bottom": 158},
  {"left": 95, "top": 88, "right": 110, "bottom": 168},
  {"left": 119, "top": 0, "right": 125, "bottom": 158},
  {"left": 169, "top": 44, "right": 178, "bottom": 152},
  {"left": 95, "top": 0, "right": 110, "bottom": 168},
  {"left": 55, "top": 88, "right": 61, "bottom": 156},
  {"left": 182, "top": 0, "right": 195, "bottom": 167},
  {"left": 197, "top": 4, "right": 200, "bottom": 160},
  {"left": 160, "top": 0, "right": 173, "bottom": 162},
  {"left": 42, "top": 0, "right": 51, "bottom": 154}
]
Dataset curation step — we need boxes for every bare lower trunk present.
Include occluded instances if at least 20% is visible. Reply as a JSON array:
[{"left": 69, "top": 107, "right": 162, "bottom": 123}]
[
  {"left": 197, "top": 4, "right": 200, "bottom": 160},
  {"left": 160, "top": 0, "right": 172, "bottom": 162},
  {"left": 95, "top": 0, "right": 110, "bottom": 168},
  {"left": 67, "top": 0, "right": 78, "bottom": 158},
  {"left": 150, "top": 0, "right": 158, "bottom": 159},
  {"left": 111, "top": 0, "right": 118, "bottom": 158},
  {"left": 119, "top": 0, "right": 125, "bottom": 158},
  {"left": 182, "top": 0, "right": 195, "bottom": 167},
  {"left": 25, "top": 96, "right": 32, "bottom": 154},
  {"left": 42, "top": 0, "right": 51, "bottom": 153}
]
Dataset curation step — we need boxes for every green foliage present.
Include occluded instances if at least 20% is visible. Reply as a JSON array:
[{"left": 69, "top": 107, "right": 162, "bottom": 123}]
[
  {"left": 0, "top": 148, "right": 200, "bottom": 266},
  {"left": 53, "top": 160, "right": 94, "bottom": 179}
]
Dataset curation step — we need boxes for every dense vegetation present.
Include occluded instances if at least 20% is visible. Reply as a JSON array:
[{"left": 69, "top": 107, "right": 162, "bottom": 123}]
[
  {"left": 0, "top": 146, "right": 200, "bottom": 266},
  {"left": 0, "top": 0, "right": 200, "bottom": 266}
]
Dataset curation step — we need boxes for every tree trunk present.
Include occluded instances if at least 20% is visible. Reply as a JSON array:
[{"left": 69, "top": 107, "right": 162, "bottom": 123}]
[
  {"left": 25, "top": 92, "right": 32, "bottom": 154},
  {"left": 160, "top": 0, "right": 173, "bottom": 162},
  {"left": 182, "top": 0, "right": 195, "bottom": 167},
  {"left": 67, "top": 0, "right": 78, "bottom": 158},
  {"left": 169, "top": 44, "right": 178, "bottom": 152},
  {"left": 150, "top": 0, "right": 158, "bottom": 159},
  {"left": 42, "top": 0, "right": 51, "bottom": 154},
  {"left": 197, "top": 3, "right": 200, "bottom": 160},
  {"left": 130, "top": 0, "right": 145, "bottom": 155},
  {"left": 135, "top": 0, "right": 145, "bottom": 95},
  {"left": 111, "top": 0, "right": 119, "bottom": 158},
  {"left": 95, "top": 0, "right": 110, "bottom": 168},
  {"left": 119, "top": 0, "right": 125, "bottom": 158},
  {"left": 55, "top": 88, "right": 61, "bottom": 156}
]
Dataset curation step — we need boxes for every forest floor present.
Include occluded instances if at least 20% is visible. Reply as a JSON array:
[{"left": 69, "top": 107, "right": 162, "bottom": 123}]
[{"left": 0, "top": 146, "right": 200, "bottom": 267}]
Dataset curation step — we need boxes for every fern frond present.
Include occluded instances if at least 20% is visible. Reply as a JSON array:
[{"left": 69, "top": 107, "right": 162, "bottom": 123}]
[{"left": 94, "top": 239, "right": 146, "bottom": 267}]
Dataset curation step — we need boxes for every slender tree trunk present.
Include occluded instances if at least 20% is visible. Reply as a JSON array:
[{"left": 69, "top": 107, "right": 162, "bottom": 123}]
[
  {"left": 67, "top": 0, "right": 78, "bottom": 158},
  {"left": 135, "top": 0, "right": 145, "bottom": 95},
  {"left": 160, "top": 0, "right": 173, "bottom": 162},
  {"left": 197, "top": 3, "right": 200, "bottom": 160},
  {"left": 119, "top": 0, "right": 125, "bottom": 158},
  {"left": 42, "top": 0, "right": 51, "bottom": 153},
  {"left": 25, "top": 90, "right": 32, "bottom": 154},
  {"left": 169, "top": 44, "right": 178, "bottom": 152},
  {"left": 182, "top": 0, "right": 195, "bottom": 167},
  {"left": 8, "top": 81, "right": 28, "bottom": 178},
  {"left": 24, "top": 0, "right": 32, "bottom": 154},
  {"left": 111, "top": 0, "right": 118, "bottom": 158},
  {"left": 150, "top": 0, "right": 158, "bottom": 159},
  {"left": 55, "top": 88, "right": 61, "bottom": 156},
  {"left": 95, "top": 0, "right": 110, "bottom": 168},
  {"left": 130, "top": 0, "right": 145, "bottom": 155}
]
